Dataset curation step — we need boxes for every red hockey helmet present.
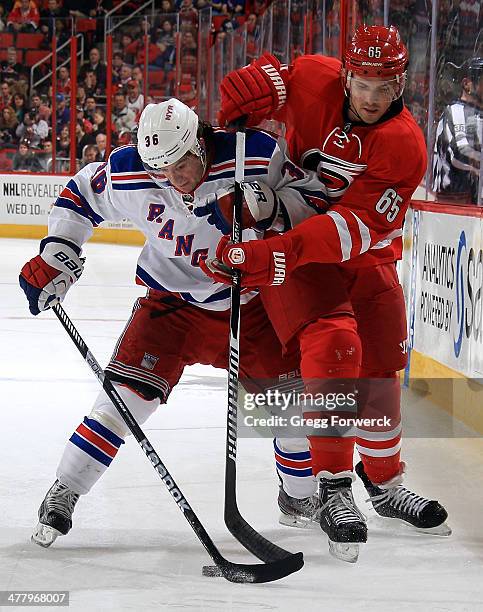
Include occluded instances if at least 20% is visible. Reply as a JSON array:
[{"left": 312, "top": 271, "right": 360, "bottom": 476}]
[{"left": 342, "top": 25, "right": 408, "bottom": 99}]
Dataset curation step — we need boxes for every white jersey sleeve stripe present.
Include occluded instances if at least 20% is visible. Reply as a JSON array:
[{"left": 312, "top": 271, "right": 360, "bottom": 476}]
[
  {"left": 350, "top": 210, "right": 371, "bottom": 255},
  {"left": 327, "top": 210, "right": 352, "bottom": 261},
  {"left": 371, "top": 229, "right": 403, "bottom": 250}
]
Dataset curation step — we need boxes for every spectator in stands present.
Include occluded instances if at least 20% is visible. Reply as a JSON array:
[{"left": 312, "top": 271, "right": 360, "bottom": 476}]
[
  {"left": 179, "top": 0, "right": 198, "bottom": 28},
  {"left": 119, "top": 33, "right": 135, "bottom": 64},
  {"left": 433, "top": 57, "right": 483, "bottom": 204},
  {"left": 56, "top": 124, "right": 70, "bottom": 157},
  {"left": 0, "top": 105, "right": 19, "bottom": 144},
  {"left": 30, "top": 92, "right": 42, "bottom": 112},
  {"left": 82, "top": 70, "right": 102, "bottom": 98},
  {"left": 245, "top": 12, "right": 259, "bottom": 60},
  {"left": 38, "top": 103, "right": 52, "bottom": 125},
  {"left": 0, "top": 81, "right": 13, "bottom": 111},
  {"left": 95, "top": 132, "right": 107, "bottom": 160},
  {"left": 37, "top": 139, "right": 53, "bottom": 172},
  {"left": 161, "top": 0, "right": 174, "bottom": 12},
  {"left": 153, "top": 41, "right": 175, "bottom": 72},
  {"left": 118, "top": 64, "right": 133, "bottom": 90},
  {"left": 131, "top": 65, "right": 144, "bottom": 88},
  {"left": 80, "top": 143, "right": 99, "bottom": 168},
  {"left": 55, "top": 93, "right": 70, "bottom": 131},
  {"left": 12, "top": 93, "right": 27, "bottom": 123},
  {"left": 79, "top": 47, "right": 107, "bottom": 88},
  {"left": 40, "top": 0, "right": 68, "bottom": 41},
  {"left": 180, "top": 51, "right": 197, "bottom": 77},
  {"left": 76, "top": 86, "right": 87, "bottom": 109},
  {"left": 0, "top": 48, "right": 24, "bottom": 82},
  {"left": 84, "top": 96, "right": 97, "bottom": 122},
  {"left": 112, "top": 91, "right": 136, "bottom": 132},
  {"left": 7, "top": 0, "right": 40, "bottom": 32},
  {"left": 181, "top": 30, "right": 198, "bottom": 53},
  {"left": 155, "top": 18, "right": 175, "bottom": 47},
  {"left": 112, "top": 52, "right": 124, "bottom": 83},
  {"left": 16, "top": 109, "right": 49, "bottom": 148},
  {"left": 12, "top": 140, "right": 43, "bottom": 172},
  {"left": 75, "top": 118, "right": 96, "bottom": 159},
  {"left": 57, "top": 66, "right": 71, "bottom": 96},
  {"left": 126, "top": 34, "right": 161, "bottom": 67},
  {"left": 126, "top": 79, "right": 144, "bottom": 116},
  {"left": 92, "top": 107, "right": 107, "bottom": 134},
  {"left": 76, "top": 105, "right": 93, "bottom": 134}
]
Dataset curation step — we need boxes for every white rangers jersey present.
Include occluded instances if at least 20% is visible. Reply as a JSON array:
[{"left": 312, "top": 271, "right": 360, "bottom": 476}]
[{"left": 48, "top": 127, "right": 327, "bottom": 310}]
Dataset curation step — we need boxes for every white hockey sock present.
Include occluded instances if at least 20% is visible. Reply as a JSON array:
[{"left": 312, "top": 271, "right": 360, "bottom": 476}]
[
  {"left": 57, "top": 384, "right": 160, "bottom": 495},
  {"left": 274, "top": 438, "right": 316, "bottom": 499}
]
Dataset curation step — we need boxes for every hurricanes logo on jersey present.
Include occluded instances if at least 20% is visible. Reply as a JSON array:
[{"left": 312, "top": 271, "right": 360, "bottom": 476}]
[{"left": 301, "top": 127, "right": 367, "bottom": 201}]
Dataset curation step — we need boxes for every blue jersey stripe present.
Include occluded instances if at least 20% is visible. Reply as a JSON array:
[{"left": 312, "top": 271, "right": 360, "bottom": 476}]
[
  {"left": 275, "top": 462, "right": 313, "bottom": 478},
  {"left": 112, "top": 182, "right": 157, "bottom": 191},
  {"left": 69, "top": 432, "right": 113, "bottom": 466},
  {"left": 83, "top": 416, "right": 124, "bottom": 447},
  {"left": 55, "top": 179, "right": 105, "bottom": 226},
  {"left": 204, "top": 167, "right": 269, "bottom": 183},
  {"left": 273, "top": 440, "right": 311, "bottom": 461}
]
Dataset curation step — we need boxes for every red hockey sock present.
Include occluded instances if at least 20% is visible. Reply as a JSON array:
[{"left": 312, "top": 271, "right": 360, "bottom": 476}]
[
  {"left": 308, "top": 436, "right": 355, "bottom": 475},
  {"left": 359, "top": 453, "right": 401, "bottom": 484}
]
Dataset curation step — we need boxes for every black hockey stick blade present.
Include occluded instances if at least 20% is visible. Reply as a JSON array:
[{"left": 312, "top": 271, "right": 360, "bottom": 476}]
[
  {"left": 52, "top": 302, "right": 303, "bottom": 583},
  {"left": 202, "top": 551, "right": 304, "bottom": 583}
]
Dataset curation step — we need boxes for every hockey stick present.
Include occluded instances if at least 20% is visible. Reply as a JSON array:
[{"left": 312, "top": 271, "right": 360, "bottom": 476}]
[
  {"left": 219, "top": 126, "right": 304, "bottom": 567},
  {"left": 52, "top": 302, "right": 303, "bottom": 583}
]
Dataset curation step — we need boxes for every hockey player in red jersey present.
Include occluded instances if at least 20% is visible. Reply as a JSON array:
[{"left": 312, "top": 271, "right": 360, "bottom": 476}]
[{"left": 202, "top": 25, "right": 451, "bottom": 562}]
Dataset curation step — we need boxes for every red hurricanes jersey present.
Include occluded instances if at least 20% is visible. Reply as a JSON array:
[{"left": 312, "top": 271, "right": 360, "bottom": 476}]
[{"left": 274, "top": 55, "right": 427, "bottom": 268}]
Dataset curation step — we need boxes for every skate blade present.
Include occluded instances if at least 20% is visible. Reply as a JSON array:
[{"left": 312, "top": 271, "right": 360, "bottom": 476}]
[
  {"left": 416, "top": 522, "right": 452, "bottom": 537},
  {"left": 279, "top": 512, "right": 318, "bottom": 530},
  {"left": 375, "top": 515, "right": 453, "bottom": 537},
  {"left": 328, "top": 540, "right": 361, "bottom": 563},
  {"left": 31, "top": 523, "right": 62, "bottom": 548}
]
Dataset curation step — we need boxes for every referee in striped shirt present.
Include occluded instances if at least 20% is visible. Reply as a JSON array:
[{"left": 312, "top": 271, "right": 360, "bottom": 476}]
[{"left": 432, "top": 57, "right": 482, "bottom": 205}]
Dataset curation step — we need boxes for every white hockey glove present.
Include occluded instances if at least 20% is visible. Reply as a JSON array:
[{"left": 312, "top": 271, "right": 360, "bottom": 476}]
[{"left": 193, "top": 181, "right": 279, "bottom": 234}]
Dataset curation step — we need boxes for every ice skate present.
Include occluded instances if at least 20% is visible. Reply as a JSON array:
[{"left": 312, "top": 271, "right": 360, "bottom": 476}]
[
  {"left": 32, "top": 480, "right": 80, "bottom": 548},
  {"left": 355, "top": 462, "right": 451, "bottom": 536},
  {"left": 278, "top": 486, "right": 320, "bottom": 529},
  {"left": 318, "top": 471, "right": 367, "bottom": 563}
]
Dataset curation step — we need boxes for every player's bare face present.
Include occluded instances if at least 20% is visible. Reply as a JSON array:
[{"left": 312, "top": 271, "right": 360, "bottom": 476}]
[
  {"left": 162, "top": 153, "right": 204, "bottom": 193},
  {"left": 348, "top": 76, "right": 396, "bottom": 124}
]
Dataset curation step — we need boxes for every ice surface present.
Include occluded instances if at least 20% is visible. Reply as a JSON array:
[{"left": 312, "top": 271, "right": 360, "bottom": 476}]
[{"left": 2, "top": 238, "right": 482, "bottom": 611}]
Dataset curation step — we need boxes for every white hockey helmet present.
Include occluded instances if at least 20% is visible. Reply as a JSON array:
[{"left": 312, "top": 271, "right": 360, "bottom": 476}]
[{"left": 137, "top": 99, "right": 203, "bottom": 172}]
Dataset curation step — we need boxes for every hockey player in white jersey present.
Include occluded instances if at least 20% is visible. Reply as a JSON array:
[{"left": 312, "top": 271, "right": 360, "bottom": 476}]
[{"left": 19, "top": 98, "right": 325, "bottom": 547}]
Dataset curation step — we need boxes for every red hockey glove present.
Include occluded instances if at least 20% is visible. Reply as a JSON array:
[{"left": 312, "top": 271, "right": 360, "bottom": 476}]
[
  {"left": 200, "top": 234, "right": 298, "bottom": 288},
  {"left": 218, "top": 53, "right": 288, "bottom": 127},
  {"left": 19, "top": 237, "right": 84, "bottom": 315}
]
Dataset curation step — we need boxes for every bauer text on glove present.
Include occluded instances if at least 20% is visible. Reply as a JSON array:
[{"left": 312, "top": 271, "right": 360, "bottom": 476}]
[{"left": 19, "top": 236, "right": 84, "bottom": 315}]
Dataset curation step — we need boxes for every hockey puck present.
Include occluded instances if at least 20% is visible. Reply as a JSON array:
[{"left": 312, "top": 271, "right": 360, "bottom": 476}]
[{"left": 202, "top": 565, "right": 223, "bottom": 577}]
